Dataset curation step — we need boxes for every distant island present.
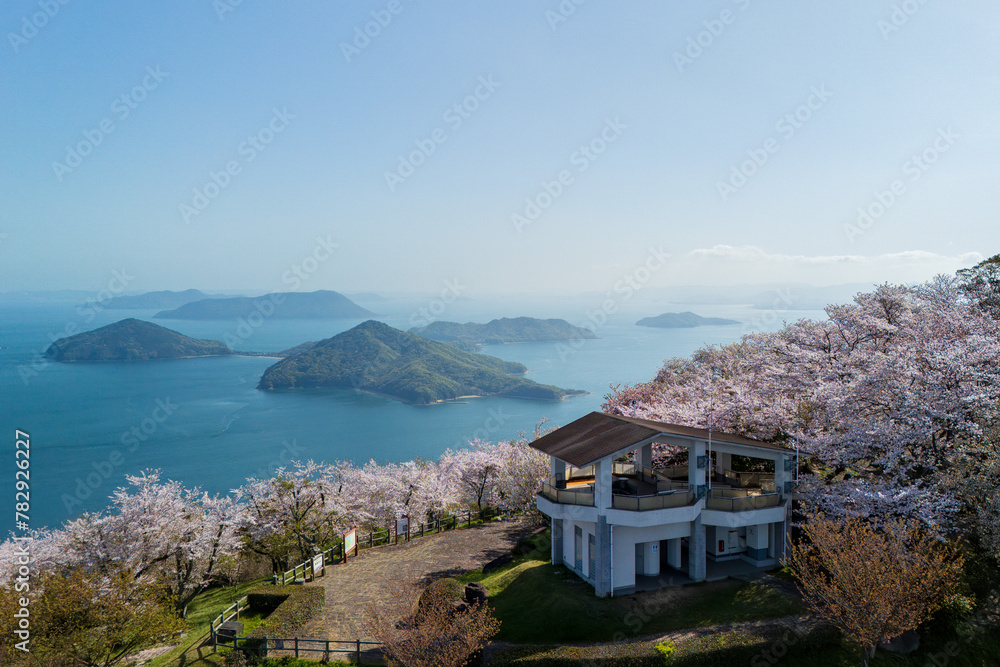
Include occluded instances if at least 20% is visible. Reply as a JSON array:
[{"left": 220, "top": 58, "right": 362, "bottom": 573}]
[
  {"left": 97, "top": 289, "right": 230, "bottom": 310},
  {"left": 409, "top": 317, "right": 596, "bottom": 351},
  {"left": 636, "top": 312, "right": 740, "bottom": 328},
  {"left": 46, "top": 319, "right": 231, "bottom": 361},
  {"left": 154, "top": 290, "right": 375, "bottom": 320},
  {"left": 258, "top": 320, "right": 586, "bottom": 404}
]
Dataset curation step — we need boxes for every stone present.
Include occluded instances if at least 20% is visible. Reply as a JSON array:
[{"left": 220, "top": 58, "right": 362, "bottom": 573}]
[
  {"left": 880, "top": 629, "right": 920, "bottom": 654},
  {"left": 464, "top": 582, "right": 489, "bottom": 604}
]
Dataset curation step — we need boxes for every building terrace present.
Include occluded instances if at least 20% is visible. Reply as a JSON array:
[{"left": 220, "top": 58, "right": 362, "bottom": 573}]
[{"left": 530, "top": 411, "right": 804, "bottom": 596}]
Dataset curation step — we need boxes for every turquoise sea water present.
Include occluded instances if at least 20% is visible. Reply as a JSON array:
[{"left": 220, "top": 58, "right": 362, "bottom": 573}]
[{"left": 0, "top": 295, "right": 823, "bottom": 534}]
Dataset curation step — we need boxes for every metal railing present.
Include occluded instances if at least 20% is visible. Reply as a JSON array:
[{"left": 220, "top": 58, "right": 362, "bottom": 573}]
[{"left": 611, "top": 489, "right": 696, "bottom": 511}]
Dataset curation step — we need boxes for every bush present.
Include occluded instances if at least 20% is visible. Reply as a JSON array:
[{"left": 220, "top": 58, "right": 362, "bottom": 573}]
[
  {"left": 655, "top": 640, "right": 676, "bottom": 664},
  {"left": 236, "top": 585, "right": 325, "bottom": 662}
]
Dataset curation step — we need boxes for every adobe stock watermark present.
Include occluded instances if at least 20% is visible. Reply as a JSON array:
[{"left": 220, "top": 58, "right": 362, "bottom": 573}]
[
  {"left": 672, "top": 0, "right": 752, "bottom": 73},
  {"left": 223, "top": 235, "right": 338, "bottom": 348},
  {"left": 544, "top": 0, "right": 588, "bottom": 31},
  {"left": 408, "top": 278, "right": 467, "bottom": 328},
  {"left": 250, "top": 438, "right": 307, "bottom": 480},
  {"left": 340, "top": 0, "right": 413, "bottom": 62},
  {"left": 843, "top": 126, "right": 958, "bottom": 244},
  {"left": 7, "top": 0, "right": 71, "bottom": 54},
  {"left": 555, "top": 246, "right": 669, "bottom": 362},
  {"left": 60, "top": 398, "right": 178, "bottom": 517},
  {"left": 17, "top": 268, "right": 134, "bottom": 385},
  {"left": 52, "top": 65, "right": 169, "bottom": 183},
  {"left": 450, "top": 407, "right": 510, "bottom": 449},
  {"left": 179, "top": 107, "right": 294, "bottom": 223},
  {"left": 213, "top": 0, "right": 249, "bottom": 21},
  {"left": 511, "top": 117, "right": 627, "bottom": 233},
  {"left": 717, "top": 85, "right": 832, "bottom": 202},
  {"left": 384, "top": 76, "right": 501, "bottom": 192},
  {"left": 742, "top": 288, "right": 794, "bottom": 335},
  {"left": 878, "top": 0, "right": 931, "bottom": 40}
]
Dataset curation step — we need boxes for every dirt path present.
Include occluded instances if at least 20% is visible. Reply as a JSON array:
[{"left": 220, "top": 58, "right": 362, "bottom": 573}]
[{"left": 292, "top": 517, "right": 536, "bottom": 658}]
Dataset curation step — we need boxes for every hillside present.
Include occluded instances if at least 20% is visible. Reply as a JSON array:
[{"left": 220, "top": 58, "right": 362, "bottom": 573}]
[
  {"left": 258, "top": 320, "right": 585, "bottom": 404},
  {"left": 46, "top": 319, "right": 231, "bottom": 361},
  {"left": 154, "top": 290, "right": 375, "bottom": 319},
  {"left": 636, "top": 312, "right": 740, "bottom": 328},
  {"left": 409, "top": 316, "right": 596, "bottom": 349},
  {"left": 98, "top": 289, "right": 228, "bottom": 310}
]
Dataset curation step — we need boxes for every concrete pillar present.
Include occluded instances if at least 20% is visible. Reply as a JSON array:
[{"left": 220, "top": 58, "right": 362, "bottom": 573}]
[
  {"left": 775, "top": 455, "right": 792, "bottom": 498},
  {"left": 667, "top": 538, "right": 682, "bottom": 570},
  {"left": 642, "top": 541, "right": 660, "bottom": 576},
  {"left": 594, "top": 457, "right": 613, "bottom": 510},
  {"left": 594, "top": 516, "right": 612, "bottom": 597},
  {"left": 688, "top": 516, "right": 706, "bottom": 581},
  {"left": 551, "top": 518, "right": 563, "bottom": 565},
  {"left": 716, "top": 451, "right": 731, "bottom": 474},
  {"left": 688, "top": 440, "right": 707, "bottom": 490},
  {"left": 746, "top": 523, "right": 768, "bottom": 561},
  {"left": 551, "top": 457, "right": 566, "bottom": 479},
  {"left": 639, "top": 443, "right": 653, "bottom": 469}
]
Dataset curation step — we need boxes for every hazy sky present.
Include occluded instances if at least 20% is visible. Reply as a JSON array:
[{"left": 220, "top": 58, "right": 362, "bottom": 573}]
[{"left": 2, "top": 1, "right": 997, "bottom": 296}]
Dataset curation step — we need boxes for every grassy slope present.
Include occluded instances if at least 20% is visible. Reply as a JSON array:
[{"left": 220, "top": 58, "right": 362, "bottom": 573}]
[{"left": 459, "top": 532, "right": 804, "bottom": 644}]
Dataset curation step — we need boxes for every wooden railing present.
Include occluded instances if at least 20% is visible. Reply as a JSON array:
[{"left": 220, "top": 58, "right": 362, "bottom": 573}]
[
  {"left": 218, "top": 634, "right": 382, "bottom": 662},
  {"left": 210, "top": 595, "right": 248, "bottom": 639}
]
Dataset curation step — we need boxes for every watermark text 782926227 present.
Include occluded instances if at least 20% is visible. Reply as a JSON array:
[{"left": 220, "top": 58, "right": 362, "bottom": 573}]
[{"left": 13, "top": 429, "right": 32, "bottom": 653}]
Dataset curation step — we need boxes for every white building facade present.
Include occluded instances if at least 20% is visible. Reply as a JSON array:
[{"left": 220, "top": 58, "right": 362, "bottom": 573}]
[{"left": 531, "top": 412, "right": 798, "bottom": 596}]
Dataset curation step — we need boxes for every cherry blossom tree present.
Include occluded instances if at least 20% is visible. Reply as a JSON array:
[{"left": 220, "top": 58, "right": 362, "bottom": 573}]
[{"left": 605, "top": 275, "right": 1000, "bottom": 530}]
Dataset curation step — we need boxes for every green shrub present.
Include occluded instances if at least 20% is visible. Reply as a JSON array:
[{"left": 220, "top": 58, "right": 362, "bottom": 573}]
[{"left": 655, "top": 640, "right": 676, "bottom": 664}]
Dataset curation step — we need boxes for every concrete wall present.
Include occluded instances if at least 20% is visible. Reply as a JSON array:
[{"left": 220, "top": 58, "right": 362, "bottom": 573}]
[{"left": 611, "top": 522, "right": 691, "bottom": 592}]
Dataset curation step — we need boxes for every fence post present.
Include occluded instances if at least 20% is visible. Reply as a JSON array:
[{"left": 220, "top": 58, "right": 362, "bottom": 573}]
[{"left": 356, "top": 638, "right": 361, "bottom": 664}]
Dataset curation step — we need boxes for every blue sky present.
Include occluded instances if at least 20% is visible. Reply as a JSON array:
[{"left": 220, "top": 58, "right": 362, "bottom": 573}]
[{"left": 1, "top": 1, "right": 998, "bottom": 295}]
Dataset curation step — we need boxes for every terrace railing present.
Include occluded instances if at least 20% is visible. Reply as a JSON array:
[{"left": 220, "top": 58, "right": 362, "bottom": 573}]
[
  {"left": 611, "top": 489, "right": 696, "bottom": 512},
  {"left": 721, "top": 469, "right": 775, "bottom": 489},
  {"left": 539, "top": 480, "right": 595, "bottom": 506},
  {"left": 705, "top": 489, "right": 781, "bottom": 512}
]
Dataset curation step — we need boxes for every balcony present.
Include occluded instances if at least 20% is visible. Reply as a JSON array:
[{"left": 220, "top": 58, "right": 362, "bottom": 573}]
[
  {"left": 705, "top": 488, "right": 781, "bottom": 512},
  {"left": 538, "top": 463, "right": 696, "bottom": 512}
]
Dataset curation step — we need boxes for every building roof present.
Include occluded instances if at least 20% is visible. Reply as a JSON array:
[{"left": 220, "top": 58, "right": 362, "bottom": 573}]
[{"left": 529, "top": 411, "right": 798, "bottom": 468}]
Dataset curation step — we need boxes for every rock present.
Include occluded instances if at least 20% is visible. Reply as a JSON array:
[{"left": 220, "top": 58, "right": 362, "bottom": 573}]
[
  {"left": 880, "top": 629, "right": 920, "bottom": 654},
  {"left": 482, "top": 553, "right": 513, "bottom": 573},
  {"left": 465, "top": 582, "right": 489, "bottom": 604}
]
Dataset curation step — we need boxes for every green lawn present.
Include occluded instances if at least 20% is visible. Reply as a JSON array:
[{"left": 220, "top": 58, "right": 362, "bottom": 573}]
[
  {"left": 146, "top": 578, "right": 269, "bottom": 667},
  {"left": 459, "top": 531, "right": 805, "bottom": 643}
]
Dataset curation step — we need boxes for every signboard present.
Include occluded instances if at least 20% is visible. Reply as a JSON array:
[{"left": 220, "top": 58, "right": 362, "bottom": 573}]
[
  {"left": 344, "top": 528, "right": 357, "bottom": 559},
  {"left": 312, "top": 553, "right": 324, "bottom": 576},
  {"left": 396, "top": 516, "right": 408, "bottom": 535}
]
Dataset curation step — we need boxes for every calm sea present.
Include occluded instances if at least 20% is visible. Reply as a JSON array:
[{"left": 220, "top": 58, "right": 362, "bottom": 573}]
[{"left": 0, "top": 295, "right": 824, "bottom": 534}]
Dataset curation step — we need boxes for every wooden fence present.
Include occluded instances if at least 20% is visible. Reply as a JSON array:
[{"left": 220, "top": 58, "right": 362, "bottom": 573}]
[{"left": 212, "top": 507, "right": 503, "bottom": 659}]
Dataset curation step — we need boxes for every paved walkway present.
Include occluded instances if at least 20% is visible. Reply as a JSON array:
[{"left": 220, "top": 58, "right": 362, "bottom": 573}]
[{"left": 295, "top": 517, "right": 537, "bottom": 659}]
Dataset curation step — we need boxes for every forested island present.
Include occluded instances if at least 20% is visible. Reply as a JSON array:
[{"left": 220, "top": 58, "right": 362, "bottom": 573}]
[
  {"left": 45, "top": 319, "right": 232, "bottom": 361},
  {"left": 258, "top": 320, "right": 585, "bottom": 403},
  {"left": 154, "top": 290, "right": 374, "bottom": 319},
  {"left": 636, "top": 311, "right": 740, "bottom": 328},
  {"left": 410, "top": 316, "right": 596, "bottom": 351},
  {"left": 96, "top": 289, "right": 228, "bottom": 310}
]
